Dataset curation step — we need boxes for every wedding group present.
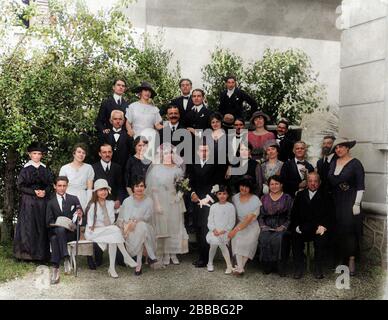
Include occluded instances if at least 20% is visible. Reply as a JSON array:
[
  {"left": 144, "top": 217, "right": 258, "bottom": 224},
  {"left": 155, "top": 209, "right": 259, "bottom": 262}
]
[{"left": 12, "top": 76, "right": 365, "bottom": 285}]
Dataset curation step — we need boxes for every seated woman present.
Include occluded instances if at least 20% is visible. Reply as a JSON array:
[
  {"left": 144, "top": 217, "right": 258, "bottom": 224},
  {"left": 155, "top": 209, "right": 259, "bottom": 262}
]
[
  {"left": 84, "top": 179, "right": 137, "bottom": 278},
  {"left": 260, "top": 140, "right": 284, "bottom": 195},
  {"left": 258, "top": 175, "right": 293, "bottom": 277},
  {"left": 117, "top": 177, "right": 158, "bottom": 276},
  {"left": 228, "top": 175, "right": 261, "bottom": 275}
]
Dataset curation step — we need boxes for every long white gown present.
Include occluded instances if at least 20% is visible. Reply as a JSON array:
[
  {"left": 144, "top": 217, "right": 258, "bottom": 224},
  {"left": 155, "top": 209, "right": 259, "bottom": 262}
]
[
  {"left": 59, "top": 163, "right": 94, "bottom": 210},
  {"left": 117, "top": 195, "right": 157, "bottom": 258},
  {"left": 84, "top": 200, "right": 125, "bottom": 251},
  {"left": 146, "top": 164, "right": 189, "bottom": 255}
]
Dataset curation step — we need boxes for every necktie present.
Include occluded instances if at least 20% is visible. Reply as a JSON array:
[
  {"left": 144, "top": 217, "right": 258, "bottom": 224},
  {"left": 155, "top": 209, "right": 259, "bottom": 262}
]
[
  {"left": 325, "top": 157, "right": 330, "bottom": 164},
  {"left": 105, "top": 165, "right": 110, "bottom": 173},
  {"left": 172, "top": 126, "right": 176, "bottom": 133},
  {"left": 117, "top": 98, "right": 121, "bottom": 106},
  {"left": 61, "top": 195, "right": 66, "bottom": 212}
]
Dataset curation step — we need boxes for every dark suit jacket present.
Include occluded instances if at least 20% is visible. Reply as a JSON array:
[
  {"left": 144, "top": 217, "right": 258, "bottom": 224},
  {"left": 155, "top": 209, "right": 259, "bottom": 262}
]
[
  {"left": 103, "top": 128, "right": 134, "bottom": 169},
  {"left": 280, "top": 159, "right": 314, "bottom": 198},
  {"left": 185, "top": 106, "right": 212, "bottom": 131},
  {"left": 218, "top": 88, "right": 258, "bottom": 120},
  {"left": 290, "top": 188, "right": 333, "bottom": 236},
  {"left": 92, "top": 161, "right": 123, "bottom": 202},
  {"left": 46, "top": 193, "right": 81, "bottom": 227},
  {"left": 277, "top": 135, "right": 295, "bottom": 162},
  {"left": 95, "top": 96, "right": 128, "bottom": 137},
  {"left": 186, "top": 162, "right": 219, "bottom": 226},
  {"left": 316, "top": 154, "right": 337, "bottom": 193},
  {"left": 169, "top": 96, "right": 194, "bottom": 127},
  {"left": 157, "top": 122, "right": 186, "bottom": 147}
]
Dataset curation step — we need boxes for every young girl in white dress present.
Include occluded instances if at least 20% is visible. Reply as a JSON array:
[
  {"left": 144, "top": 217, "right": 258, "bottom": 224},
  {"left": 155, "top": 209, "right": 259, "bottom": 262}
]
[
  {"left": 206, "top": 185, "right": 236, "bottom": 274},
  {"left": 84, "top": 179, "right": 137, "bottom": 278},
  {"left": 117, "top": 177, "right": 158, "bottom": 276},
  {"left": 59, "top": 143, "right": 94, "bottom": 211}
]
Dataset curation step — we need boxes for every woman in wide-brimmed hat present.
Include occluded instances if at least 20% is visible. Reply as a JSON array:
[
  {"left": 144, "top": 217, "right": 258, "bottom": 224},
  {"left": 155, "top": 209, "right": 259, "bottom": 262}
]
[
  {"left": 125, "top": 81, "right": 163, "bottom": 137},
  {"left": 14, "top": 142, "right": 54, "bottom": 262},
  {"left": 84, "top": 179, "right": 137, "bottom": 278},
  {"left": 248, "top": 111, "right": 275, "bottom": 161},
  {"left": 327, "top": 138, "right": 365, "bottom": 276}
]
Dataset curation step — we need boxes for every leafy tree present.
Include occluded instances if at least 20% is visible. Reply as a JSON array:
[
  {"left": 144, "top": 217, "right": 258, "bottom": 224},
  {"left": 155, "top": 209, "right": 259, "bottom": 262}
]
[{"left": 0, "top": 0, "right": 180, "bottom": 242}]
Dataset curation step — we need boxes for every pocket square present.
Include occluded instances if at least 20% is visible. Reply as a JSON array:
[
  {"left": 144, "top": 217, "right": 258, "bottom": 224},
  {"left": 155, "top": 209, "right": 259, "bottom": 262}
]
[
  {"left": 200, "top": 114, "right": 204, "bottom": 117},
  {"left": 70, "top": 205, "right": 75, "bottom": 211}
]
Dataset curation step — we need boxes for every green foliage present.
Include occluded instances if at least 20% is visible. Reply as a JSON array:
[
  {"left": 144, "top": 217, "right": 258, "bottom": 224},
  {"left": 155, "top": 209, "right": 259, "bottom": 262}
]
[
  {"left": 202, "top": 48, "right": 326, "bottom": 124},
  {"left": 201, "top": 47, "right": 245, "bottom": 111},
  {"left": 0, "top": 0, "right": 180, "bottom": 228}
]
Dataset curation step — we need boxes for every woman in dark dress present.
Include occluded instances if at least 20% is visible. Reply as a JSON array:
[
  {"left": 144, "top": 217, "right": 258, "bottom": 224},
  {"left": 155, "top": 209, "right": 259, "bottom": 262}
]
[
  {"left": 258, "top": 175, "right": 293, "bottom": 276},
  {"left": 125, "top": 136, "right": 152, "bottom": 196},
  {"left": 14, "top": 142, "right": 54, "bottom": 261},
  {"left": 327, "top": 138, "right": 365, "bottom": 276}
]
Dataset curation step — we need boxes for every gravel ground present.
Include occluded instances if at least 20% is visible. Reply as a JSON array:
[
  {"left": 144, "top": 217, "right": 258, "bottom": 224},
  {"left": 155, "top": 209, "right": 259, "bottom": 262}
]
[{"left": 0, "top": 252, "right": 386, "bottom": 300}]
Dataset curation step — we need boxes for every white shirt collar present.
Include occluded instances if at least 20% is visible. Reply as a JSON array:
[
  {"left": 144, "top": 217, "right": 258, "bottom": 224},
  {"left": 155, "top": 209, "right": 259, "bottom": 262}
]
[
  {"left": 113, "top": 93, "right": 122, "bottom": 104},
  {"left": 194, "top": 104, "right": 203, "bottom": 112},
  {"left": 325, "top": 153, "right": 335, "bottom": 163},
  {"left": 100, "top": 159, "right": 111, "bottom": 170},
  {"left": 169, "top": 122, "right": 179, "bottom": 129},
  {"left": 112, "top": 127, "right": 122, "bottom": 133},
  {"left": 24, "top": 160, "right": 46, "bottom": 168},
  {"left": 227, "top": 88, "right": 235, "bottom": 97},
  {"left": 56, "top": 193, "right": 66, "bottom": 201},
  {"left": 308, "top": 190, "right": 317, "bottom": 200}
]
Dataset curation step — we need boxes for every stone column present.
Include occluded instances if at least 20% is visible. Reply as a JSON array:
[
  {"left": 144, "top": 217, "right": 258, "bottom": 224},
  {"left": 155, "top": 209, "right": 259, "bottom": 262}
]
[{"left": 339, "top": 0, "right": 388, "bottom": 267}]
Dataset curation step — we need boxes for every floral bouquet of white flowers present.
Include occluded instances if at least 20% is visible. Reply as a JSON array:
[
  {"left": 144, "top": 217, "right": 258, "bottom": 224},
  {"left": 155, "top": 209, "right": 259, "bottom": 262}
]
[{"left": 174, "top": 176, "right": 191, "bottom": 200}]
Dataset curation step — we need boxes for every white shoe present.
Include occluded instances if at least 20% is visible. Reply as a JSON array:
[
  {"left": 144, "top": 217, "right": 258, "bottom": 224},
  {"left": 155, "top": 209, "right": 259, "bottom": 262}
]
[
  {"left": 171, "top": 254, "right": 180, "bottom": 265},
  {"left": 162, "top": 254, "right": 170, "bottom": 265},
  {"left": 207, "top": 264, "right": 214, "bottom": 272},
  {"left": 108, "top": 268, "right": 119, "bottom": 278},
  {"left": 225, "top": 266, "right": 233, "bottom": 274},
  {"left": 64, "top": 258, "right": 72, "bottom": 275}
]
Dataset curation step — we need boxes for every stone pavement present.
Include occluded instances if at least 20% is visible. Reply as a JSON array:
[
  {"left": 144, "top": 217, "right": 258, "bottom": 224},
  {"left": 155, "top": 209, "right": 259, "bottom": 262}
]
[{"left": 0, "top": 253, "right": 385, "bottom": 300}]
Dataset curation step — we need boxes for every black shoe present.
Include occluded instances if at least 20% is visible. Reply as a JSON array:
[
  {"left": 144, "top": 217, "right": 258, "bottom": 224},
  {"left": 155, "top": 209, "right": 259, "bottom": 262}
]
[
  {"left": 195, "top": 261, "right": 207, "bottom": 268},
  {"left": 147, "top": 257, "right": 158, "bottom": 265},
  {"left": 293, "top": 266, "right": 304, "bottom": 279},
  {"left": 278, "top": 261, "right": 287, "bottom": 277},
  {"left": 314, "top": 265, "right": 324, "bottom": 279},
  {"left": 262, "top": 262, "right": 272, "bottom": 275},
  {"left": 87, "top": 256, "right": 97, "bottom": 270},
  {"left": 192, "top": 260, "right": 199, "bottom": 266},
  {"left": 134, "top": 268, "right": 142, "bottom": 276}
]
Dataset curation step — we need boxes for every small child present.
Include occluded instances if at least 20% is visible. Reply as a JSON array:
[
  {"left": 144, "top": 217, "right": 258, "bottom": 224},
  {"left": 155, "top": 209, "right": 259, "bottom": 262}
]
[{"left": 206, "top": 185, "right": 236, "bottom": 274}]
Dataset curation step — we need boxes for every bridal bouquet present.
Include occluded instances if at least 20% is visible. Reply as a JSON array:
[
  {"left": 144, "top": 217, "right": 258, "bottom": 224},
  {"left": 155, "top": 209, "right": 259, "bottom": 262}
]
[{"left": 174, "top": 176, "right": 191, "bottom": 200}]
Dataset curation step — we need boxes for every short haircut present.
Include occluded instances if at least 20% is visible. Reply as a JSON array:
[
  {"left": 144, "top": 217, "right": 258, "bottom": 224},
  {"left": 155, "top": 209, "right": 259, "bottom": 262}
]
[
  {"left": 179, "top": 78, "right": 192, "bottom": 87},
  {"left": 236, "top": 175, "right": 256, "bottom": 194},
  {"left": 110, "top": 109, "right": 124, "bottom": 121},
  {"left": 99, "top": 143, "right": 113, "bottom": 152},
  {"left": 209, "top": 112, "right": 223, "bottom": 123},
  {"left": 166, "top": 105, "right": 180, "bottom": 113},
  {"left": 216, "top": 185, "right": 230, "bottom": 194},
  {"left": 130, "top": 176, "right": 146, "bottom": 191},
  {"left": 267, "top": 174, "right": 283, "bottom": 186},
  {"left": 192, "top": 88, "right": 205, "bottom": 97},
  {"left": 55, "top": 176, "right": 69, "bottom": 184},
  {"left": 72, "top": 142, "right": 88, "bottom": 154},
  {"left": 134, "top": 136, "right": 149, "bottom": 148},
  {"left": 323, "top": 135, "right": 336, "bottom": 141},
  {"left": 277, "top": 118, "right": 289, "bottom": 129},
  {"left": 293, "top": 140, "right": 307, "bottom": 150},
  {"left": 307, "top": 171, "right": 321, "bottom": 182},
  {"left": 224, "top": 75, "right": 236, "bottom": 82},
  {"left": 234, "top": 118, "right": 245, "bottom": 124},
  {"left": 113, "top": 78, "right": 126, "bottom": 86}
]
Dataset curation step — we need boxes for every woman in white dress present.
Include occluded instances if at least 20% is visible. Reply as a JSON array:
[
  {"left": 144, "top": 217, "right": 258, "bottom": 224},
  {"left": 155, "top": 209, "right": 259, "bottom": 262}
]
[
  {"left": 228, "top": 175, "right": 261, "bottom": 276},
  {"left": 59, "top": 143, "right": 94, "bottom": 211},
  {"left": 84, "top": 179, "right": 137, "bottom": 278},
  {"left": 125, "top": 82, "right": 163, "bottom": 160},
  {"left": 206, "top": 185, "right": 236, "bottom": 274},
  {"left": 117, "top": 177, "right": 158, "bottom": 276},
  {"left": 146, "top": 143, "right": 189, "bottom": 265}
]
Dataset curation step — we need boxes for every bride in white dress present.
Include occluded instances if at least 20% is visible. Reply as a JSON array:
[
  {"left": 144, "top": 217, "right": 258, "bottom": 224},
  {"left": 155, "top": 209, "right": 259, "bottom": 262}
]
[{"left": 146, "top": 143, "right": 189, "bottom": 265}]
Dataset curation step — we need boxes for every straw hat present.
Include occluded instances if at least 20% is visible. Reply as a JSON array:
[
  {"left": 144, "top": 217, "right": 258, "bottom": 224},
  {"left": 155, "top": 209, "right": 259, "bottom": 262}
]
[
  {"left": 333, "top": 137, "right": 356, "bottom": 150},
  {"left": 49, "top": 216, "right": 76, "bottom": 231},
  {"left": 93, "top": 179, "right": 112, "bottom": 192}
]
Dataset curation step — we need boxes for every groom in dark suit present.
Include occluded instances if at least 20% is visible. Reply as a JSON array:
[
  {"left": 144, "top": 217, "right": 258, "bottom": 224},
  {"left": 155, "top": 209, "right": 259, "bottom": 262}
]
[
  {"left": 46, "top": 176, "right": 82, "bottom": 284},
  {"left": 280, "top": 141, "right": 314, "bottom": 198},
  {"left": 290, "top": 172, "right": 332, "bottom": 279},
  {"left": 187, "top": 144, "right": 219, "bottom": 267},
  {"left": 95, "top": 78, "right": 129, "bottom": 141},
  {"left": 167, "top": 78, "right": 194, "bottom": 127}
]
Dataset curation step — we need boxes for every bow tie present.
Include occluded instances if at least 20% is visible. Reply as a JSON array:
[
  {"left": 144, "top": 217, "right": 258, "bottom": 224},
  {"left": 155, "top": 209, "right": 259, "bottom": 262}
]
[
  {"left": 113, "top": 131, "right": 121, "bottom": 135},
  {"left": 297, "top": 161, "right": 306, "bottom": 165},
  {"left": 183, "top": 96, "right": 189, "bottom": 100}
]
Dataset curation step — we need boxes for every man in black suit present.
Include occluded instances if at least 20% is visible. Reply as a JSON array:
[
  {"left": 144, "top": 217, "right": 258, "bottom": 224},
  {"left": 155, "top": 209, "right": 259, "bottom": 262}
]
[
  {"left": 92, "top": 144, "right": 124, "bottom": 266},
  {"left": 167, "top": 78, "right": 194, "bottom": 127},
  {"left": 280, "top": 141, "right": 314, "bottom": 198},
  {"left": 316, "top": 135, "right": 336, "bottom": 193},
  {"left": 276, "top": 119, "right": 295, "bottom": 162},
  {"left": 218, "top": 75, "right": 258, "bottom": 121},
  {"left": 187, "top": 144, "right": 220, "bottom": 268},
  {"left": 103, "top": 109, "right": 134, "bottom": 170},
  {"left": 46, "top": 176, "right": 83, "bottom": 284},
  {"left": 158, "top": 105, "right": 185, "bottom": 148},
  {"left": 290, "top": 172, "right": 332, "bottom": 279},
  {"left": 95, "top": 78, "right": 129, "bottom": 141}
]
